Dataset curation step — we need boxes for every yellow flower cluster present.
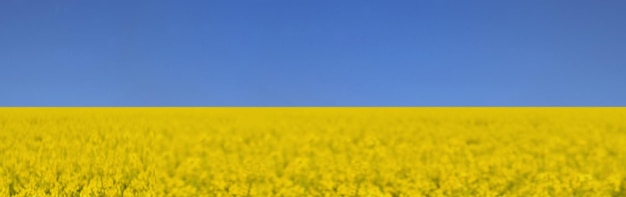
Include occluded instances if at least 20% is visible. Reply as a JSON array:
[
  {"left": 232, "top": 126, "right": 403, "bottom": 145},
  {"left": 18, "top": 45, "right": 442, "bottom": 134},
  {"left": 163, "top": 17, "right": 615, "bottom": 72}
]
[{"left": 0, "top": 108, "right": 625, "bottom": 196}]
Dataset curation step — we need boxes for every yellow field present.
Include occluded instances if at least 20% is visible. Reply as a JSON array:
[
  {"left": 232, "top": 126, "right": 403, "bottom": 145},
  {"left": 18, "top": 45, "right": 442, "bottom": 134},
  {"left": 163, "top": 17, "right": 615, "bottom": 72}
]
[{"left": 0, "top": 108, "right": 625, "bottom": 196}]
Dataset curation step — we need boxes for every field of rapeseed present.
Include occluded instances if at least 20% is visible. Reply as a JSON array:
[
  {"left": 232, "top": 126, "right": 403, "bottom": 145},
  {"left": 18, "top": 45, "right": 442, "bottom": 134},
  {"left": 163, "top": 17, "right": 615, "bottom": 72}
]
[{"left": 0, "top": 108, "right": 625, "bottom": 196}]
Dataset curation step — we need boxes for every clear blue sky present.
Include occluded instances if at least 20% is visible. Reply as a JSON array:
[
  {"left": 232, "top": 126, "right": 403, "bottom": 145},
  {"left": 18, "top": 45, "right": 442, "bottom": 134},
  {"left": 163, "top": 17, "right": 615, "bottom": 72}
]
[{"left": 1, "top": 0, "right": 625, "bottom": 106}]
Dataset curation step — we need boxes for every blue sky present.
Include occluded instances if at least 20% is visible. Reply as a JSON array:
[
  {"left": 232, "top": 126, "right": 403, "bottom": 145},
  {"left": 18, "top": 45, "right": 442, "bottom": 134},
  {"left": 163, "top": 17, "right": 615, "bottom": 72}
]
[{"left": 1, "top": 0, "right": 625, "bottom": 106}]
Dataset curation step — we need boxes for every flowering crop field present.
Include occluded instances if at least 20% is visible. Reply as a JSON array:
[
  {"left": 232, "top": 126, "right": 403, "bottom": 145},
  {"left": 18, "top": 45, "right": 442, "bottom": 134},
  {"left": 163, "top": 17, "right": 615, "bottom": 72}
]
[{"left": 1, "top": 108, "right": 625, "bottom": 196}]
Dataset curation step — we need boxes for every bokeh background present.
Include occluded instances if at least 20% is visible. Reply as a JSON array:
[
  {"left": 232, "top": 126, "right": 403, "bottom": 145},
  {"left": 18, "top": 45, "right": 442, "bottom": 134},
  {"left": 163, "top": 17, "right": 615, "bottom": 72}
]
[{"left": 1, "top": 0, "right": 625, "bottom": 106}]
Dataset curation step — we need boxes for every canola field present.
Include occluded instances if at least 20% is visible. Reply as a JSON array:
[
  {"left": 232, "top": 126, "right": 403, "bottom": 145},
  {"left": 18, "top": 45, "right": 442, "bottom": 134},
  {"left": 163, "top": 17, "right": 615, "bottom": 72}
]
[{"left": 0, "top": 108, "right": 625, "bottom": 196}]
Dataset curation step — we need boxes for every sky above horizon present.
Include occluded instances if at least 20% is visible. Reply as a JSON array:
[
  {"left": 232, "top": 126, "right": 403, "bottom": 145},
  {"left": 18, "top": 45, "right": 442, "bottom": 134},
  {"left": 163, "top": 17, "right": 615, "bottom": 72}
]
[{"left": 1, "top": 0, "right": 625, "bottom": 106}]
